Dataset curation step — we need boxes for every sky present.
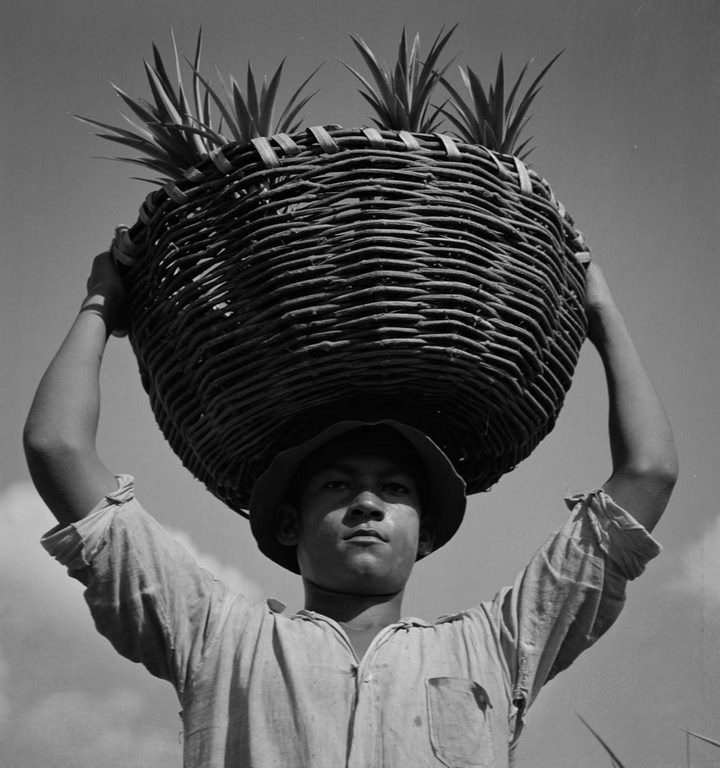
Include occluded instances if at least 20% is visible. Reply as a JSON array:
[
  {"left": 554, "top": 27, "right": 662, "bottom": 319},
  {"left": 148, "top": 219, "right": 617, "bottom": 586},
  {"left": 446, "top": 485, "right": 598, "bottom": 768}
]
[{"left": 1, "top": 0, "right": 719, "bottom": 765}]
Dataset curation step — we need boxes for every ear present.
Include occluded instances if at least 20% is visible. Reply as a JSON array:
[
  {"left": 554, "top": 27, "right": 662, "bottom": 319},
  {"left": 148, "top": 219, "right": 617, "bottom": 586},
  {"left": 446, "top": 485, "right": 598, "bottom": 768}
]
[
  {"left": 417, "top": 522, "right": 435, "bottom": 559},
  {"left": 275, "top": 503, "right": 300, "bottom": 546}
]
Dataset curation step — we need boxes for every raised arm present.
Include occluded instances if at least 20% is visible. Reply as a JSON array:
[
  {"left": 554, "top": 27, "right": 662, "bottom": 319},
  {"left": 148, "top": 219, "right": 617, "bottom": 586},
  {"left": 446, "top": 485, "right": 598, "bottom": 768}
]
[
  {"left": 23, "top": 253, "right": 127, "bottom": 524},
  {"left": 585, "top": 263, "right": 678, "bottom": 532}
]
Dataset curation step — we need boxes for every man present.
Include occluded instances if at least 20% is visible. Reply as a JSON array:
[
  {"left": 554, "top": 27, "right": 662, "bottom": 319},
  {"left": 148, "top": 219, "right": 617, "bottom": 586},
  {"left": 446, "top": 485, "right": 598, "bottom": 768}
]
[{"left": 24, "top": 253, "right": 677, "bottom": 766}]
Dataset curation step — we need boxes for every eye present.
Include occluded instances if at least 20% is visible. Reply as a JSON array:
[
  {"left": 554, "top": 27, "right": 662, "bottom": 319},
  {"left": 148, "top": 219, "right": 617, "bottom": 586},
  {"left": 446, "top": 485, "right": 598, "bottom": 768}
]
[
  {"left": 321, "top": 479, "right": 350, "bottom": 491},
  {"left": 383, "top": 481, "right": 411, "bottom": 496}
]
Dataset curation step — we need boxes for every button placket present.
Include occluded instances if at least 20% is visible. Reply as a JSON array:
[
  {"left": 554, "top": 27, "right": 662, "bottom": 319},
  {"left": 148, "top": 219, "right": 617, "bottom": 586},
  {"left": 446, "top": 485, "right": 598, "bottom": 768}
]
[{"left": 346, "top": 624, "right": 402, "bottom": 768}]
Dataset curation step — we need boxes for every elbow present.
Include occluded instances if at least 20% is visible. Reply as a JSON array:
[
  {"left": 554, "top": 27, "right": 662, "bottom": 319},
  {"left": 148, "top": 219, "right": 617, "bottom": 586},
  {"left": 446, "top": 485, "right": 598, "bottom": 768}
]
[
  {"left": 618, "top": 451, "right": 679, "bottom": 493},
  {"left": 647, "top": 443, "right": 680, "bottom": 490},
  {"left": 646, "top": 462, "right": 678, "bottom": 500},
  {"left": 23, "top": 419, "right": 49, "bottom": 465},
  {"left": 23, "top": 420, "right": 88, "bottom": 474},
  {"left": 659, "top": 451, "right": 679, "bottom": 490},
  {"left": 23, "top": 419, "right": 60, "bottom": 464},
  {"left": 614, "top": 424, "right": 679, "bottom": 492}
]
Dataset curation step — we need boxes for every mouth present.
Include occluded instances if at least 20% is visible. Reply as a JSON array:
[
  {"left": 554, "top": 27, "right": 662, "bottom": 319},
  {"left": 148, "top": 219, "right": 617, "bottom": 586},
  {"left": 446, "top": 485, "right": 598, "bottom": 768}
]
[{"left": 344, "top": 528, "right": 386, "bottom": 542}]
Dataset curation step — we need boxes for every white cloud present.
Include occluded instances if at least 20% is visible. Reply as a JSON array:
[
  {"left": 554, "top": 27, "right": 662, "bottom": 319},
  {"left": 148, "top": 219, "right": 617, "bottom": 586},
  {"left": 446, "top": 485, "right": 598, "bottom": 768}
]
[
  {"left": 673, "top": 513, "right": 720, "bottom": 607},
  {"left": 1, "top": 483, "right": 93, "bottom": 637},
  {"left": 11, "top": 689, "right": 180, "bottom": 768},
  {"left": 167, "top": 526, "right": 263, "bottom": 602}
]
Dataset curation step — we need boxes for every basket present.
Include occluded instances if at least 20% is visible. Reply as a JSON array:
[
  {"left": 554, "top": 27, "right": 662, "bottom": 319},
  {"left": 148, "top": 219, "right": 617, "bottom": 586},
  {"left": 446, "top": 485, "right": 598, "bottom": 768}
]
[{"left": 112, "top": 125, "right": 589, "bottom": 517}]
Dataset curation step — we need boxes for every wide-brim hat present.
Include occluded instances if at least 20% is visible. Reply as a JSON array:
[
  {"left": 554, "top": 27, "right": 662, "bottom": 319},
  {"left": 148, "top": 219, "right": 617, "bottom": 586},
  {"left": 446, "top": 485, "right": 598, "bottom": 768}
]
[{"left": 249, "top": 419, "right": 467, "bottom": 573}]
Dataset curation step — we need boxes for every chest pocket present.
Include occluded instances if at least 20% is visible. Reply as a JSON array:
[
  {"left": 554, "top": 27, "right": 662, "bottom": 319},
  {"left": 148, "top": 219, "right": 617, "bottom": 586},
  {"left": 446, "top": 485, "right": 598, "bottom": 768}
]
[{"left": 426, "top": 677, "right": 496, "bottom": 768}]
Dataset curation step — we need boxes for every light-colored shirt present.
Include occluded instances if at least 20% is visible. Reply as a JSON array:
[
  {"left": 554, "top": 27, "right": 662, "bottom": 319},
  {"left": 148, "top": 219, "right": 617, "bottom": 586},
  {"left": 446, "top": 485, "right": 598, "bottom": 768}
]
[{"left": 42, "top": 475, "right": 660, "bottom": 768}]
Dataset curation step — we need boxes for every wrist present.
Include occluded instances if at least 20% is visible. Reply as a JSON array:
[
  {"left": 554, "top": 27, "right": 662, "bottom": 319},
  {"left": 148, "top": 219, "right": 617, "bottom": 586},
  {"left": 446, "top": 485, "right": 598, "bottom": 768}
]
[{"left": 79, "top": 293, "right": 123, "bottom": 335}]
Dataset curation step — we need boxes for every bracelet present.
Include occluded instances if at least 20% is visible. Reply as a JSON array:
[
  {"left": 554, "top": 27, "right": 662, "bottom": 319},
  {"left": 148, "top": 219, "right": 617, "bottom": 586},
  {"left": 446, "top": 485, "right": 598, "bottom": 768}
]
[
  {"left": 79, "top": 296, "right": 112, "bottom": 331},
  {"left": 79, "top": 295, "right": 127, "bottom": 338},
  {"left": 79, "top": 300, "right": 107, "bottom": 315}
]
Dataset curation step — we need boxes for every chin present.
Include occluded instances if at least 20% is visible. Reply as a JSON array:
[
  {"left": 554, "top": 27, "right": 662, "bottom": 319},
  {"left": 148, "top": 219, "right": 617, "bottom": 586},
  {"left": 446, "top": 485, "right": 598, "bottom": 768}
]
[
  {"left": 300, "top": 548, "right": 413, "bottom": 594},
  {"left": 342, "top": 563, "right": 410, "bottom": 595}
]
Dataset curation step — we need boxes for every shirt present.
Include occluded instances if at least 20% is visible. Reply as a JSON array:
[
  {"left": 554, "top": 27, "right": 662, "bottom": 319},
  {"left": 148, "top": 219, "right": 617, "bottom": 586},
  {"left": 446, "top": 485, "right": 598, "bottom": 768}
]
[{"left": 42, "top": 475, "right": 660, "bottom": 768}]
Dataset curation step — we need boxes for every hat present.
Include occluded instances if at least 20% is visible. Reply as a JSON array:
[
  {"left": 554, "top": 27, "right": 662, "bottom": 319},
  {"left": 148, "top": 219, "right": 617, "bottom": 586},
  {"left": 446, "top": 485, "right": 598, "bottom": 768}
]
[{"left": 249, "top": 419, "right": 467, "bottom": 573}]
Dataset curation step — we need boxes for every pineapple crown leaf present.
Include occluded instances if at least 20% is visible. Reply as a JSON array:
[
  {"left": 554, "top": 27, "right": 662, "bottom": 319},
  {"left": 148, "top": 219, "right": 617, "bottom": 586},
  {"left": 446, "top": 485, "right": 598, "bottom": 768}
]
[
  {"left": 344, "top": 36, "right": 397, "bottom": 115},
  {"left": 204, "top": 68, "right": 243, "bottom": 142},
  {"left": 257, "top": 59, "right": 285, "bottom": 131},
  {"left": 78, "top": 30, "right": 320, "bottom": 182},
  {"left": 81, "top": 29, "right": 560, "bottom": 183},
  {"left": 206, "top": 60, "right": 321, "bottom": 141},
  {"left": 229, "top": 73, "right": 257, "bottom": 138},
  {"left": 143, "top": 61, "right": 186, "bottom": 126},
  {"left": 156, "top": 121, "right": 230, "bottom": 148},
  {"left": 442, "top": 49, "right": 562, "bottom": 159},
  {"left": 245, "top": 63, "right": 260, "bottom": 125},
  {"left": 189, "top": 29, "right": 214, "bottom": 138},
  {"left": 513, "top": 136, "right": 535, "bottom": 159},
  {"left": 344, "top": 25, "right": 457, "bottom": 133},
  {"left": 274, "top": 64, "right": 323, "bottom": 133},
  {"left": 109, "top": 84, "right": 159, "bottom": 128}
]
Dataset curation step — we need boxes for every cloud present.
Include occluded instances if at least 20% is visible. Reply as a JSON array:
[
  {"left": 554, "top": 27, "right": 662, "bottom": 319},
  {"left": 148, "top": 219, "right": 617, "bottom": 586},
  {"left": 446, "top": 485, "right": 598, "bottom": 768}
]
[
  {"left": 672, "top": 512, "right": 720, "bottom": 608},
  {"left": 7, "top": 688, "right": 180, "bottom": 768},
  {"left": 0, "top": 482, "right": 262, "bottom": 768},
  {"left": 1, "top": 483, "right": 94, "bottom": 638},
  {"left": 166, "top": 526, "right": 263, "bottom": 602}
]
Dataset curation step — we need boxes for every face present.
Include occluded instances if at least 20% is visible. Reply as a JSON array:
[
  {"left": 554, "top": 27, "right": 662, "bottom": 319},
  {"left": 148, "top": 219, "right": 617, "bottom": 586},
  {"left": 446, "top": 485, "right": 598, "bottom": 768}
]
[{"left": 277, "top": 447, "right": 433, "bottom": 595}]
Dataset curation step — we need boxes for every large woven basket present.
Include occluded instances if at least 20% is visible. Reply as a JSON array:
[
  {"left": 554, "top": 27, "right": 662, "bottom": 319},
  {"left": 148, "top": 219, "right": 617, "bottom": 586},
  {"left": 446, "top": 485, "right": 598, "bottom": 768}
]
[{"left": 112, "top": 125, "right": 589, "bottom": 516}]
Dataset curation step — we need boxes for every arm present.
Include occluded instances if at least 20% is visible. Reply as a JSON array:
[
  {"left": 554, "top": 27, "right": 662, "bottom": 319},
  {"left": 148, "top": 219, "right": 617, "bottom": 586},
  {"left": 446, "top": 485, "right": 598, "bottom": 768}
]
[
  {"left": 496, "top": 266, "right": 675, "bottom": 728},
  {"left": 23, "top": 252, "right": 127, "bottom": 524},
  {"left": 586, "top": 263, "right": 678, "bottom": 532},
  {"left": 32, "top": 259, "right": 253, "bottom": 690}
]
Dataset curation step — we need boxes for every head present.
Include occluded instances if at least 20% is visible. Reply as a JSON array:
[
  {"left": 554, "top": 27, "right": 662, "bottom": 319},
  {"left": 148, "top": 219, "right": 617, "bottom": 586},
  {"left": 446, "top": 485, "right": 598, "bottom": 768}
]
[
  {"left": 249, "top": 420, "right": 466, "bottom": 585},
  {"left": 275, "top": 426, "right": 435, "bottom": 594}
]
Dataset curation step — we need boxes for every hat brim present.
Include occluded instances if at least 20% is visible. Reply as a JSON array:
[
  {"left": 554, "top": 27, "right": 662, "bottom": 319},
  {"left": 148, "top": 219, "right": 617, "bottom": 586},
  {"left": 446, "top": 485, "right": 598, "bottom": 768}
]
[{"left": 249, "top": 419, "right": 467, "bottom": 573}]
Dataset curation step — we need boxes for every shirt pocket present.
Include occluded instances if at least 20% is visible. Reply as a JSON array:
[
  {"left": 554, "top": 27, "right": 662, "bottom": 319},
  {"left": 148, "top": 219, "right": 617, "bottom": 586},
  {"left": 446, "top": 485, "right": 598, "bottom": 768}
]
[{"left": 425, "top": 677, "right": 496, "bottom": 768}]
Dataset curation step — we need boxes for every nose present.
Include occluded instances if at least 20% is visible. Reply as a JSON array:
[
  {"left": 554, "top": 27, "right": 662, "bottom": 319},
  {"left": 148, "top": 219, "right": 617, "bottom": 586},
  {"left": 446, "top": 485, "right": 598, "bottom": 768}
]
[{"left": 348, "top": 490, "right": 385, "bottom": 520}]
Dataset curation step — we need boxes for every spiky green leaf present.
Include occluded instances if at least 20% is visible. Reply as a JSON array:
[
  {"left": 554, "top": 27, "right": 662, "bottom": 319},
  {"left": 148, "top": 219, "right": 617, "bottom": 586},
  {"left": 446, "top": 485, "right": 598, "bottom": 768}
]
[
  {"left": 345, "top": 27, "right": 455, "bottom": 132},
  {"left": 258, "top": 59, "right": 285, "bottom": 132},
  {"left": 245, "top": 64, "right": 260, "bottom": 128},
  {"left": 346, "top": 35, "right": 397, "bottom": 114},
  {"left": 442, "top": 51, "right": 561, "bottom": 159},
  {"left": 274, "top": 65, "right": 321, "bottom": 133},
  {"left": 80, "top": 31, "right": 320, "bottom": 183}
]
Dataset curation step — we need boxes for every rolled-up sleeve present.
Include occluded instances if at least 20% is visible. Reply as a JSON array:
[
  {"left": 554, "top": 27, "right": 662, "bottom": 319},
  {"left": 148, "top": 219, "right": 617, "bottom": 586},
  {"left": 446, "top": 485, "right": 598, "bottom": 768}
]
[
  {"left": 41, "top": 475, "right": 244, "bottom": 696},
  {"left": 495, "top": 489, "right": 661, "bottom": 730}
]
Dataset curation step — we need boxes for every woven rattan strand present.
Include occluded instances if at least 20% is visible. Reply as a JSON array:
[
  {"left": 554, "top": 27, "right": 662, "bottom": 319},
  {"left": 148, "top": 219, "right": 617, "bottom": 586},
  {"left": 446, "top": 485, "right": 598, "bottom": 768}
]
[{"left": 113, "top": 126, "right": 589, "bottom": 516}]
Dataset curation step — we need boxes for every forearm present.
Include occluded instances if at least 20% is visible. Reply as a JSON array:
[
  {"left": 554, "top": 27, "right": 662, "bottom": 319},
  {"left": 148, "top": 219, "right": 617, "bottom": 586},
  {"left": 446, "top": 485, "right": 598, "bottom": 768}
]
[
  {"left": 24, "top": 298, "right": 118, "bottom": 523},
  {"left": 588, "top": 282, "right": 678, "bottom": 531}
]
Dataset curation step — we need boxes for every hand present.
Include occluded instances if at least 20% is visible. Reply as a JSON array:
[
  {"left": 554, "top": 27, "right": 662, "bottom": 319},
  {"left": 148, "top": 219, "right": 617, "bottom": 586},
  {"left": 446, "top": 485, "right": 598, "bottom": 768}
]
[{"left": 82, "top": 252, "right": 128, "bottom": 337}]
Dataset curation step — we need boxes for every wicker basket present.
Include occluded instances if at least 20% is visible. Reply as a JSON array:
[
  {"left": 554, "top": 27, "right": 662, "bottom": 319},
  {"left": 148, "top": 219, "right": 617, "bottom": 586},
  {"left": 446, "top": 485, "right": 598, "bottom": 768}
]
[{"left": 112, "top": 125, "right": 589, "bottom": 516}]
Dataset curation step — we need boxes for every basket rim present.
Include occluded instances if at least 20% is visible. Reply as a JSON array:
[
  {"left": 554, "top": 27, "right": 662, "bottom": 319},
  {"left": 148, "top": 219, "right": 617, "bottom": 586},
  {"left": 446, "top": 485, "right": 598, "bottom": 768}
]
[{"left": 112, "top": 124, "right": 590, "bottom": 268}]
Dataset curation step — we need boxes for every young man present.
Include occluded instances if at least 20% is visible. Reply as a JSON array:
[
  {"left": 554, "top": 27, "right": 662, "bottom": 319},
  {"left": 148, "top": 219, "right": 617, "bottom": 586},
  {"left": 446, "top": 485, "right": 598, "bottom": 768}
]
[{"left": 24, "top": 252, "right": 677, "bottom": 766}]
